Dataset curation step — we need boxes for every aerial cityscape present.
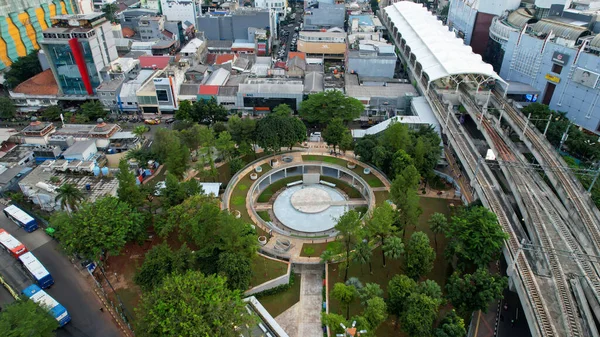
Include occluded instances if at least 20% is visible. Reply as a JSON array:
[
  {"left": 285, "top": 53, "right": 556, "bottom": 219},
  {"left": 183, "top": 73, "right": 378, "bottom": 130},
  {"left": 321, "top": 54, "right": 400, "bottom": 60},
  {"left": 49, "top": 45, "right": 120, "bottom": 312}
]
[{"left": 1, "top": 0, "right": 600, "bottom": 336}]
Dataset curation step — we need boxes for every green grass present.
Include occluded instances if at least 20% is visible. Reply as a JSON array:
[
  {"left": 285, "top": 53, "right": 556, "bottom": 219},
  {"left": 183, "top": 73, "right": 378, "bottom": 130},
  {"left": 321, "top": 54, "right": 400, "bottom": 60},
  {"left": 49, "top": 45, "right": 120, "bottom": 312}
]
[
  {"left": 257, "top": 176, "right": 301, "bottom": 202},
  {"left": 319, "top": 176, "right": 363, "bottom": 198},
  {"left": 115, "top": 288, "right": 140, "bottom": 322},
  {"left": 301, "top": 155, "right": 385, "bottom": 188},
  {"left": 302, "top": 155, "right": 349, "bottom": 167},
  {"left": 327, "top": 197, "right": 457, "bottom": 336},
  {"left": 257, "top": 274, "right": 301, "bottom": 318},
  {"left": 429, "top": 175, "right": 452, "bottom": 191},
  {"left": 374, "top": 191, "right": 390, "bottom": 206},
  {"left": 250, "top": 255, "right": 289, "bottom": 288},
  {"left": 229, "top": 163, "right": 272, "bottom": 224},
  {"left": 353, "top": 167, "right": 385, "bottom": 188},
  {"left": 299, "top": 242, "right": 335, "bottom": 257},
  {"left": 257, "top": 211, "right": 271, "bottom": 222}
]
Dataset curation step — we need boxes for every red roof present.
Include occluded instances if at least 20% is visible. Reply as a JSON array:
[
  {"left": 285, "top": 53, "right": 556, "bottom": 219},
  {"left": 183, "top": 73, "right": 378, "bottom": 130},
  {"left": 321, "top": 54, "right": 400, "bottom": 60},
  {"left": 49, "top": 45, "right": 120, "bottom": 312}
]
[
  {"left": 13, "top": 69, "right": 58, "bottom": 95},
  {"left": 198, "top": 85, "right": 219, "bottom": 95},
  {"left": 274, "top": 61, "right": 287, "bottom": 69},
  {"left": 288, "top": 52, "right": 306, "bottom": 60},
  {"left": 122, "top": 27, "right": 135, "bottom": 38},
  {"left": 215, "top": 54, "right": 235, "bottom": 65},
  {"left": 162, "top": 30, "right": 174, "bottom": 39},
  {"left": 206, "top": 53, "right": 217, "bottom": 65},
  {"left": 138, "top": 56, "right": 171, "bottom": 69}
]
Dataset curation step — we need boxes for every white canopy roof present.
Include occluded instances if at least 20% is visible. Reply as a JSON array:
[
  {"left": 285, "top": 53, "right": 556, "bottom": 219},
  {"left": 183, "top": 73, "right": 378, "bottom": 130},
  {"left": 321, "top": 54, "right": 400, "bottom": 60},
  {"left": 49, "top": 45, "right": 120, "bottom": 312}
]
[{"left": 384, "top": 2, "right": 505, "bottom": 85}]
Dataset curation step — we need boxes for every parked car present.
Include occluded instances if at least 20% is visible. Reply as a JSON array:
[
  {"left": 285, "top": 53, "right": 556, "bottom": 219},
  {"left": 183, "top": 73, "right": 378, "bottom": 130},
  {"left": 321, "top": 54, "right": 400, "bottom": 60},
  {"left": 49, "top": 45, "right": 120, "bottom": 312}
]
[
  {"left": 165, "top": 117, "right": 175, "bottom": 124},
  {"left": 144, "top": 118, "right": 160, "bottom": 125}
]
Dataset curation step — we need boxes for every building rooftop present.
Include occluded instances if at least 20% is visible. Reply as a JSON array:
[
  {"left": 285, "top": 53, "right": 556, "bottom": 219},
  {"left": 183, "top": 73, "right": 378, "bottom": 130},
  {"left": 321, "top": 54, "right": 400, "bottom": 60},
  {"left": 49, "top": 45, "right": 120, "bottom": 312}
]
[
  {"left": 139, "top": 55, "right": 171, "bottom": 69},
  {"left": 299, "top": 31, "right": 347, "bottom": 38},
  {"left": 207, "top": 40, "right": 233, "bottom": 49},
  {"left": 0, "top": 129, "right": 18, "bottom": 144},
  {"left": 304, "top": 72, "right": 324, "bottom": 93},
  {"left": 181, "top": 38, "right": 205, "bottom": 54},
  {"left": 0, "top": 146, "right": 33, "bottom": 164},
  {"left": 97, "top": 77, "right": 125, "bottom": 92},
  {"left": 56, "top": 122, "right": 121, "bottom": 138},
  {"left": 122, "top": 27, "right": 135, "bottom": 38},
  {"left": 152, "top": 40, "right": 176, "bottom": 49},
  {"left": 349, "top": 14, "right": 374, "bottom": 26},
  {"left": 205, "top": 68, "right": 230, "bottom": 86},
  {"left": 12, "top": 70, "right": 58, "bottom": 96},
  {"left": 239, "top": 79, "right": 304, "bottom": 94},
  {"left": 180, "top": 83, "right": 201, "bottom": 96},
  {"left": 215, "top": 54, "right": 235, "bottom": 65},
  {"left": 345, "top": 83, "right": 417, "bottom": 98},
  {"left": 62, "top": 140, "right": 96, "bottom": 158},
  {"left": 199, "top": 85, "right": 220, "bottom": 95},
  {"left": 218, "top": 86, "right": 238, "bottom": 96}
]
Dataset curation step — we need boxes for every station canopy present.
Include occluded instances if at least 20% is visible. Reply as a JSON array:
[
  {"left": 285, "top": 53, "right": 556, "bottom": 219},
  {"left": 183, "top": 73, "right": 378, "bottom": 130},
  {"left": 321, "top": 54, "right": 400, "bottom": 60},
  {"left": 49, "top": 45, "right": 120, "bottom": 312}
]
[{"left": 384, "top": 2, "right": 506, "bottom": 86}]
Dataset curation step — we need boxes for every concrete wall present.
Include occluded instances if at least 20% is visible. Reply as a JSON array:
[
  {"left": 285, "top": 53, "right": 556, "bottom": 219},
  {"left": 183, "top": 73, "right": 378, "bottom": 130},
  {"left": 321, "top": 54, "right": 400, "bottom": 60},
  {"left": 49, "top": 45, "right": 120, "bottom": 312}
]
[
  {"left": 448, "top": 0, "right": 477, "bottom": 45},
  {"left": 244, "top": 255, "right": 291, "bottom": 296},
  {"left": 500, "top": 31, "right": 600, "bottom": 134},
  {"left": 303, "top": 4, "right": 345, "bottom": 30}
]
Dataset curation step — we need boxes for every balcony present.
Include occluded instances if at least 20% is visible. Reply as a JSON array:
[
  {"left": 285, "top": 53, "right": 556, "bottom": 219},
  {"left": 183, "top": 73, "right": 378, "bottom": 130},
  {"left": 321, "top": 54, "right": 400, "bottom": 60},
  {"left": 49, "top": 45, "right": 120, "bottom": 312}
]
[{"left": 489, "top": 17, "right": 517, "bottom": 47}]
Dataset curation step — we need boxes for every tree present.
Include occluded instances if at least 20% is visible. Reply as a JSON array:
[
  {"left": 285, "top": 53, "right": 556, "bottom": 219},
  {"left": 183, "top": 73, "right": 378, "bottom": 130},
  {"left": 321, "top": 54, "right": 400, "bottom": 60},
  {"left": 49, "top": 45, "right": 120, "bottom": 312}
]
[
  {"left": 339, "top": 131, "right": 354, "bottom": 154},
  {"left": 228, "top": 116, "right": 256, "bottom": 155},
  {"left": 272, "top": 103, "right": 293, "bottom": 116},
  {"left": 176, "top": 100, "right": 193, "bottom": 121},
  {"left": 134, "top": 243, "right": 195, "bottom": 291},
  {"left": 382, "top": 235, "right": 404, "bottom": 264},
  {"left": 331, "top": 282, "right": 357, "bottom": 319},
  {"left": 189, "top": 98, "right": 227, "bottom": 125},
  {"left": 299, "top": 90, "right": 364, "bottom": 124},
  {"left": 354, "top": 135, "right": 378, "bottom": 163},
  {"left": 102, "top": 3, "right": 119, "bottom": 23},
  {"left": 0, "top": 298, "right": 58, "bottom": 337},
  {"left": 391, "top": 150, "right": 414, "bottom": 179},
  {"left": 179, "top": 124, "right": 209, "bottom": 151},
  {"left": 446, "top": 269, "right": 507, "bottom": 315},
  {"left": 256, "top": 114, "right": 306, "bottom": 153},
  {"left": 132, "top": 125, "right": 149, "bottom": 140},
  {"left": 0, "top": 97, "right": 16, "bottom": 119},
  {"left": 135, "top": 271, "right": 254, "bottom": 337},
  {"left": 321, "top": 313, "right": 347, "bottom": 335},
  {"left": 4, "top": 51, "right": 42, "bottom": 88},
  {"left": 405, "top": 231, "right": 435, "bottom": 280},
  {"left": 383, "top": 122, "right": 410, "bottom": 155},
  {"left": 363, "top": 297, "right": 387, "bottom": 331},
  {"left": 428, "top": 212, "right": 448, "bottom": 249},
  {"left": 366, "top": 203, "right": 395, "bottom": 267},
  {"left": 447, "top": 206, "right": 508, "bottom": 270},
  {"left": 80, "top": 100, "right": 107, "bottom": 121},
  {"left": 387, "top": 274, "right": 416, "bottom": 318},
  {"left": 116, "top": 159, "right": 143, "bottom": 208},
  {"left": 322, "top": 118, "right": 348, "bottom": 153},
  {"left": 303, "top": 246, "right": 315, "bottom": 257},
  {"left": 218, "top": 252, "right": 253, "bottom": 291},
  {"left": 56, "top": 183, "right": 84, "bottom": 213},
  {"left": 215, "top": 131, "right": 236, "bottom": 161},
  {"left": 42, "top": 105, "right": 62, "bottom": 121},
  {"left": 390, "top": 165, "right": 422, "bottom": 235},
  {"left": 353, "top": 240, "right": 372, "bottom": 274},
  {"left": 153, "top": 129, "right": 190, "bottom": 179},
  {"left": 334, "top": 210, "right": 362, "bottom": 281},
  {"left": 359, "top": 283, "right": 383, "bottom": 306},
  {"left": 434, "top": 310, "right": 466, "bottom": 337},
  {"left": 51, "top": 196, "right": 145, "bottom": 260},
  {"left": 400, "top": 292, "right": 439, "bottom": 337}
]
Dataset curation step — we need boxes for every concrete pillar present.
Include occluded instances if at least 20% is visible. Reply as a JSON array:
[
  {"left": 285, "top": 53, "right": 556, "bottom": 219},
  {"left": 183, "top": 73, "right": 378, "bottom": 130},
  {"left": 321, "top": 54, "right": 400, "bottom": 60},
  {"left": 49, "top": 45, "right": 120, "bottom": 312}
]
[
  {"left": 352, "top": 176, "right": 355, "bottom": 186},
  {"left": 269, "top": 175, "right": 272, "bottom": 185},
  {"left": 337, "top": 169, "right": 340, "bottom": 179},
  {"left": 284, "top": 168, "right": 287, "bottom": 178}
]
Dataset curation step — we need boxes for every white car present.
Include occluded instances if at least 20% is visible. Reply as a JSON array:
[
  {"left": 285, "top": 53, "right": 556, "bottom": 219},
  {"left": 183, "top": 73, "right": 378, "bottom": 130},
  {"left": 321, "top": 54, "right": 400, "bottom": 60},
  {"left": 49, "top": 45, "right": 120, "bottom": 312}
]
[{"left": 154, "top": 181, "right": 166, "bottom": 196}]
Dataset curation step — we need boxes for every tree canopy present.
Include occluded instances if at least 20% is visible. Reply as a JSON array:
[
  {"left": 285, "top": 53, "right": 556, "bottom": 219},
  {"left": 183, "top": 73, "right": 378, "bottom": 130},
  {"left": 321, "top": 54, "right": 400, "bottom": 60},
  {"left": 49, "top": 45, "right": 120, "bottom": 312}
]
[
  {"left": 218, "top": 252, "right": 253, "bottom": 291},
  {"left": 134, "top": 243, "right": 196, "bottom": 291},
  {"left": 405, "top": 231, "right": 435, "bottom": 280},
  {"left": 79, "top": 100, "right": 108, "bottom": 121},
  {"left": 0, "top": 97, "right": 16, "bottom": 119},
  {"left": 434, "top": 310, "right": 466, "bottom": 337},
  {"left": 135, "top": 271, "right": 254, "bottom": 337},
  {"left": 331, "top": 282, "right": 357, "bottom": 319},
  {"left": 5, "top": 51, "right": 42, "bottom": 89},
  {"left": 255, "top": 114, "right": 306, "bottom": 153},
  {"left": 51, "top": 196, "right": 146, "bottom": 260},
  {"left": 299, "top": 90, "right": 364, "bottom": 124},
  {"left": 0, "top": 299, "right": 58, "bottom": 337},
  {"left": 116, "top": 159, "right": 144, "bottom": 208},
  {"left": 152, "top": 128, "right": 190, "bottom": 179},
  {"left": 366, "top": 202, "right": 396, "bottom": 267},
  {"left": 446, "top": 206, "right": 508, "bottom": 270},
  {"left": 323, "top": 118, "right": 350, "bottom": 153},
  {"left": 446, "top": 268, "right": 507, "bottom": 315},
  {"left": 174, "top": 98, "right": 227, "bottom": 125}
]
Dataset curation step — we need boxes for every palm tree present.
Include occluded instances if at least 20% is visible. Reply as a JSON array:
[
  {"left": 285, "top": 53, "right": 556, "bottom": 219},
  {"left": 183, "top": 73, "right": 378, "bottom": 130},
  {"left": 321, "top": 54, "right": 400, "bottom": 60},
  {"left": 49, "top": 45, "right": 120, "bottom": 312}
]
[
  {"left": 382, "top": 236, "right": 404, "bottom": 263},
  {"left": 320, "top": 249, "right": 336, "bottom": 264},
  {"left": 428, "top": 212, "right": 448, "bottom": 250},
  {"left": 132, "top": 125, "right": 148, "bottom": 140},
  {"left": 353, "top": 240, "right": 373, "bottom": 274},
  {"left": 56, "top": 183, "right": 84, "bottom": 213}
]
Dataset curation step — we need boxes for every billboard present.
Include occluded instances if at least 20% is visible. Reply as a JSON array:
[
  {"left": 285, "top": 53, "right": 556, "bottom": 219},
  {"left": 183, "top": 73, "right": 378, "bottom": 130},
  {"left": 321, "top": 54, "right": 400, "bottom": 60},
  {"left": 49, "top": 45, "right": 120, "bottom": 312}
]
[
  {"left": 552, "top": 51, "right": 569, "bottom": 65},
  {"left": 573, "top": 68, "right": 600, "bottom": 88}
]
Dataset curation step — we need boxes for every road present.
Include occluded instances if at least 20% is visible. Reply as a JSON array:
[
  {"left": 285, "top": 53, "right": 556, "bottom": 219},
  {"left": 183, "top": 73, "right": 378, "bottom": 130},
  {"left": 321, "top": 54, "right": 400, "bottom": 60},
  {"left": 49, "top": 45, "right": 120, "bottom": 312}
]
[
  {"left": 0, "top": 206, "right": 122, "bottom": 337},
  {"left": 276, "top": 5, "right": 303, "bottom": 61}
]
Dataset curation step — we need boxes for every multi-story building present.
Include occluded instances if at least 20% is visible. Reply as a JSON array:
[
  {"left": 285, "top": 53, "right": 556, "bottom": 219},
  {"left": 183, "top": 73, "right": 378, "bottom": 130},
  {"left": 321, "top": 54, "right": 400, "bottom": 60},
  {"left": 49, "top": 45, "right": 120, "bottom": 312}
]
[
  {"left": 197, "top": 8, "right": 277, "bottom": 41},
  {"left": 254, "top": 0, "right": 287, "bottom": 16},
  {"left": 119, "top": 8, "right": 161, "bottom": 31},
  {"left": 0, "top": 0, "right": 77, "bottom": 70},
  {"left": 303, "top": 3, "right": 345, "bottom": 30},
  {"left": 92, "top": 0, "right": 115, "bottom": 11},
  {"left": 40, "top": 13, "right": 118, "bottom": 96},
  {"left": 159, "top": 0, "right": 198, "bottom": 29},
  {"left": 346, "top": 43, "right": 396, "bottom": 78},
  {"left": 297, "top": 30, "right": 346, "bottom": 59},
  {"left": 136, "top": 62, "right": 189, "bottom": 114}
]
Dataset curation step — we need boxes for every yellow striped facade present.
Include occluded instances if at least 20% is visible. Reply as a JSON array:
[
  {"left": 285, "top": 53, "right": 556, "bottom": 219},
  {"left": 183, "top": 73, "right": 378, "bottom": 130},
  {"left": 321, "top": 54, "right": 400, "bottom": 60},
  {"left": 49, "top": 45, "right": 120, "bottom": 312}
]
[{"left": 0, "top": 0, "right": 74, "bottom": 70}]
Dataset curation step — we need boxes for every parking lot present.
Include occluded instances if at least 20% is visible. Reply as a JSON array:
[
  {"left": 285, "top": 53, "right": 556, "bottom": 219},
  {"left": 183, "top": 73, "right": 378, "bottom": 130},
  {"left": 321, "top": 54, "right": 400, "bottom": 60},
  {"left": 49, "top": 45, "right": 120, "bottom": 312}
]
[{"left": 276, "top": 4, "right": 304, "bottom": 62}]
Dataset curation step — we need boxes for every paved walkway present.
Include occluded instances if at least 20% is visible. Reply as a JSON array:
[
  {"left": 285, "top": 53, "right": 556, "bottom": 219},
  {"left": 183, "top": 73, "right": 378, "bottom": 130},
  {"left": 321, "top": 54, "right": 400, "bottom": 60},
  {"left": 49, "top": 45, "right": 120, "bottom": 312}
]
[{"left": 275, "top": 265, "right": 323, "bottom": 337}]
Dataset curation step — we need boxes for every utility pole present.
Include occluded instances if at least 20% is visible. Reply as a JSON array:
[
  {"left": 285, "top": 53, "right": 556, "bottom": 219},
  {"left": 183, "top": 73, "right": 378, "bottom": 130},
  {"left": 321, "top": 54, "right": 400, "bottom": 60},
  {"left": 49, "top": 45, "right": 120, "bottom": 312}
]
[
  {"left": 543, "top": 114, "right": 552, "bottom": 136},
  {"left": 588, "top": 163, "right": 600, "bottom": 193},
  {"left": 521, "top": 113, "right": 532, "bottom": 140}
]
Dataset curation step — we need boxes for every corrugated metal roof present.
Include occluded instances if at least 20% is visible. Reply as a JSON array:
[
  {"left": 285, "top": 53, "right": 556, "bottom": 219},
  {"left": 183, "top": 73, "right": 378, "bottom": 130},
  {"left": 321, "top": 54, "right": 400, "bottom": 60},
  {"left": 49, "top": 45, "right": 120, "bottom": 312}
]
[
  {"left": 507, "top": 8, "right": 534, "bottom": 29},
  {"left": 532, "top": 19, "right": 589, "bottom": 41},
  {"left": 591, "top": 34, "right": 600, "bottom": 49},
  {"left": 304, "top": 72, "right": 323, "bottom": 93}
]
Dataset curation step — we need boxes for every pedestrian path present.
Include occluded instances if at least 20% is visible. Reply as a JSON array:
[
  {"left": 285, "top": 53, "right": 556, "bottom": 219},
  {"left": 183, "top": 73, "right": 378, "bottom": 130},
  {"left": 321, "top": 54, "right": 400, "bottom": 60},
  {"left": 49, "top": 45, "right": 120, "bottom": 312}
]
[{"left": 275, "top": 265, "right": 323, "bottom": 337}]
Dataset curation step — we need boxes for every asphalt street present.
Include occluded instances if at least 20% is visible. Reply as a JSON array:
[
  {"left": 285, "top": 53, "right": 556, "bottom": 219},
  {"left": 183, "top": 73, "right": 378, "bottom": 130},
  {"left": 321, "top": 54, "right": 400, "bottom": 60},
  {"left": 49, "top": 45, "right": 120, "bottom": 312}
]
[{"left": 0, "top": 206, "right": 122, "bottom": 337}]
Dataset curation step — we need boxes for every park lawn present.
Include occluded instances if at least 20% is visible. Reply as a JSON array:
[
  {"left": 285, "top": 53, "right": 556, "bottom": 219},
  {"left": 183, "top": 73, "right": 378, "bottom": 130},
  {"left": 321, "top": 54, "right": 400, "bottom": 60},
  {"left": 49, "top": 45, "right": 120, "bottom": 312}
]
[
  {"left": 352, "top": 166, "right": 385, "bottom": 188},
  {"left": 250, "top": 255, "right": 289, "bottom": 288},
  {"left": 257, "top": 274, "right": 302, "bottom": 318},
  {"left": 327, "top": 197, "right": 457, "bottom": 336},
  {"left": 300, "top": 242, "right": 335, "bottom": 257},
  {"left": 229, "top": 163, "right": 272, "bottom": 224},
  {"left": 374, "top": 191, "right": 390, "bottom": 206},
  {"left": 115, "top": 288, "right": 140, "bottom": 322},
  {"left": 319, "top": 176, "right": 363, "bottom": 199},
  {"left": 257, "top": 176, "right": 301, "bottom": 202},
  {"left": 302, "top": 155, "right": 349, "bottom": 167},
  {"left": 301, "top": 155, "right": 386, "bottom": 188},
  {"left": 257, "top": 211, "right": 271, "bottom": 222}
]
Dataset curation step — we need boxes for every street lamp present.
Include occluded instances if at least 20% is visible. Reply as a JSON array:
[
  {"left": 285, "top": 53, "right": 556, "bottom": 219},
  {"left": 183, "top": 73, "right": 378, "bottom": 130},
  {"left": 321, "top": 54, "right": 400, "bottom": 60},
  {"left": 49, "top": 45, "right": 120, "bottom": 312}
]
[{"left": 337, "top": 321, "right": 367, "bottom": 337}]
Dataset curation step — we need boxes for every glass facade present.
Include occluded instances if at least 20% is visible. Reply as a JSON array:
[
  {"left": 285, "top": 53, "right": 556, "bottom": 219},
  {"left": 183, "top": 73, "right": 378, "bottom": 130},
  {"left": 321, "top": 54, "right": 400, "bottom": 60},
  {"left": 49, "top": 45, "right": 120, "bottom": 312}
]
[{"left": 45, "top": 40, "right": 101, "bottom": 95}]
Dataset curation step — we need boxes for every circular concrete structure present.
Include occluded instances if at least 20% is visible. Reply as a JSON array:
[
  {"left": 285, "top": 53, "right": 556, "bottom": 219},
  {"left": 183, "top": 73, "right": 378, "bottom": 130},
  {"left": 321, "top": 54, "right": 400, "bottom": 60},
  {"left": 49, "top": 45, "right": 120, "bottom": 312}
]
[
  {"left": 290, "top": 187, "right": 332, "bottom": 213},
  {"left": 273, "top": 184, "right": 347, "bottom": 233}
]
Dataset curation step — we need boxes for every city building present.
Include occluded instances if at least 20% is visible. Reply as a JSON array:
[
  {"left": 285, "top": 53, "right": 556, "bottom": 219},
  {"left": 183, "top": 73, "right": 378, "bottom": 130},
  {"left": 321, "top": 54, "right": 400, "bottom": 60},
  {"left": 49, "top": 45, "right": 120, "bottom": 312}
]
[
  {"left": 196, "top": 8, "right": 277, "bottom": 41},
  {"left": 348, "top": 14, "right": 383, "bottom": 34},
  {"left": 0, "top": 146, "right": 35, "bottom": 168},
  {"left": 136, "top": 62, "right": 189, "bottom": 114},
  {"left": 447, "top": 0, "right": 521, "bottom": 55},
  {"left": 54, "top": 119, "right": 121, "bottom": 149},
  {"left": 159, "top": 0, "right": 198, "bottom": 29},
  {"left": 346, "top": 43, "right": 396, "bottom": 78},
  {"left": 254, "top": 0, "right": 287, "bottom": 16},
  {"left": 61, "top": 140, "right": 98, "bottom": 161},
  {"left": 40, "top": 13, "right": 118, "bottom": 96},
  {"left": 303, "top": 3, "right": 345, "bottom": 30},
  {"left": 118, "top": 69, "right": 158, "bottom": 112},
  {"left": 0, "top": 0, "right": 76, "bottom": 70},
  {"left": 119, "top": 8, "right": 161, "bottom": 32},
  {"left": 21, "top": 118, "right": 56, "bottom": 145},
  {"left": 180, "top": 38, "right": 207, "bottom": 65},
  {"left": 9, "top": 70, "right": 60, "bottom": 112},
  {"left": 237, "top": 78, "right": 304, "bottom": 111},
  {"left": 297, "top": 30, "right": 347, "bottom": 59}
]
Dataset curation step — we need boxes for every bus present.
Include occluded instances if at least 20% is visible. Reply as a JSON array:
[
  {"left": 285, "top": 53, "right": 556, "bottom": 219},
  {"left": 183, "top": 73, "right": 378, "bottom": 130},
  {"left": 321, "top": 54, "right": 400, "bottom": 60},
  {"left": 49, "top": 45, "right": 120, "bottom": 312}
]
[
  {"left": 22, "top": 284, "right": 71, "bottom": 327},
  {"left": 19, "top": 252, "right": 54, "bottom": 289},
  {"left": 3, "top": 205, "right": 38, "bottom": 232},
  {"left": 0, "top": 228, "right": 28, "bottom": 259}
]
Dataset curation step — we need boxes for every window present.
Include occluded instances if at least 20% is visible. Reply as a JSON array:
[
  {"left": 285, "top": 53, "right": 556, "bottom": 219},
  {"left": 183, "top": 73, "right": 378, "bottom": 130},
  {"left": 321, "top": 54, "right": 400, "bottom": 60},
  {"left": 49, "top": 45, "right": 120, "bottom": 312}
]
[
  {"left": 156, "top": 89, "right": 169, "bottom": 102},
  {"left": 552, "top": 63, "right": 563, "bottom": 74}
]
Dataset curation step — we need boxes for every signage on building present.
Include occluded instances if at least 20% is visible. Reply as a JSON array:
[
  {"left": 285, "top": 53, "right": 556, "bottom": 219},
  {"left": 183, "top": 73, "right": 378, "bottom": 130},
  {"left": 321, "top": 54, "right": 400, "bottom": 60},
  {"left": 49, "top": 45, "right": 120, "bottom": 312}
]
[
  {"left": 552, "top": 52, "right": 569, "bottom": 65},
  {"left": 572, "top": 68, "right": 600, "bottom": 88},
  {"left": 545, "top": 73, "right": 561, "bottom": 83}
]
